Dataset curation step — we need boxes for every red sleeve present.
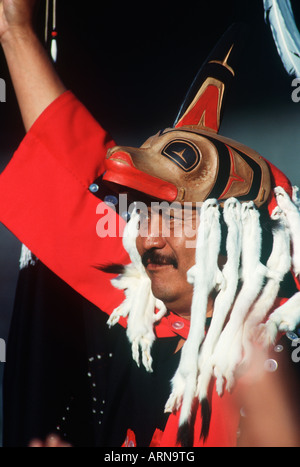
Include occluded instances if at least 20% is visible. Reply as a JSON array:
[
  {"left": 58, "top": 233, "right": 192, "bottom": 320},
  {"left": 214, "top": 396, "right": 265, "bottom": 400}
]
[{"left": 0, "top": 91, "right": 129, "bottom": 315}]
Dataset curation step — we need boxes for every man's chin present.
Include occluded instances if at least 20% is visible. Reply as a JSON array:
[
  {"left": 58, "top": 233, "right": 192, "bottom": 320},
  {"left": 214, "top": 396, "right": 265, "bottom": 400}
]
[{"left": 150, "top": 279, "right": 181, "bottom": 307}]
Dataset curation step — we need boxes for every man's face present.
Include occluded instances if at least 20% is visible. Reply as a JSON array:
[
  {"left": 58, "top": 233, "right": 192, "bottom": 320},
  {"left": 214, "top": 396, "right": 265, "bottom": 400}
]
[{"left": 135, "top": 204, "right": 199, "bottom": 317}]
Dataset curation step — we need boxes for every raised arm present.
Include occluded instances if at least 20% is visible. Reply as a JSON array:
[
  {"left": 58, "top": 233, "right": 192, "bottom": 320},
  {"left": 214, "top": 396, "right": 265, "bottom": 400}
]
[
  {"left": 0, "top": 1, "right": 129, "bottom": 317},
  {"left": 0, "top": 0, "right": 66, "bottom": 131}
]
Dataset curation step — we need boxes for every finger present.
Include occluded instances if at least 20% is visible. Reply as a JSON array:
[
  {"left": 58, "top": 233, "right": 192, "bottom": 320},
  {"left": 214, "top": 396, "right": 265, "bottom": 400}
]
[
  {"left": 45, "top": 434, "right": 64, "bottom": 447},
  {"left": 45, "top": 434, "right": 72, "bottom": 447},
  {"left": 28, "top": 438, "right": 44, "bottom": 447}
]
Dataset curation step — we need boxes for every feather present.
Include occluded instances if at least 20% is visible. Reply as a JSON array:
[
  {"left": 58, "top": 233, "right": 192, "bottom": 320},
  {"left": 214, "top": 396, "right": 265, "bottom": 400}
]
[
  {"left": 51, "top": 38, "right": 57, "bottom": 63},
  {"left": 263, "top": 0, "right": 300, "bottom": 77}
]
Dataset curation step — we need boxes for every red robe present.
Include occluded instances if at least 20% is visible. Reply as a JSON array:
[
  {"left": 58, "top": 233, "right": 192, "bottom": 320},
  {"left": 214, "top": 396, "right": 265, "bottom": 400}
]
[{"left": 0, "top": 90, "right": 243, "bottom": 446}]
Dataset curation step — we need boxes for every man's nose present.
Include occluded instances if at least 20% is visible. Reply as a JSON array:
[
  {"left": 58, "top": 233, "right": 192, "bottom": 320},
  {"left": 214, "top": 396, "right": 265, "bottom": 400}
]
[{"left": 139, "top": 213, "right": 167, "bottom": 250}]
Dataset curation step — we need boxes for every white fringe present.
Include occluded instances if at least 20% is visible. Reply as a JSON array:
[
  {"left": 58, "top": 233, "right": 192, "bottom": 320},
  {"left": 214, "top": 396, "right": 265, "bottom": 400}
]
[
  {"left": 260, "top": 291, "right": 300, "bottom": 345},
  {"left": 211, "top": 201, "right": 268, "bottom": 395},
  {"left": 242, "top": 206, "right": 291, "bottom": 360},
  {"left": 107, "top": 208, "right": 167, "bottom": 372},
  {"left": 197, "top": 198, "right": 242, "bottom": 402},
  {"left": 164, "top": 199, "right": 222, "bottom": 426},
  {"left": 108, "top": 187, "right": 300, "bottom": 434},
  {"left": 19, "top": 244, "right": 37, "bottom": 269},
  {"left": 257, "top": 186, "right": 300, "bottom": 345}
]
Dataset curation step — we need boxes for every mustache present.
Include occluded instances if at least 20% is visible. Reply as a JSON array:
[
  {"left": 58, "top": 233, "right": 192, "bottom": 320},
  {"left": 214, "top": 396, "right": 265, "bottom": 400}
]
[
  {"left": 95, "top": 250, "right": 178, "bottom": 274},
  {"left": 141, "top": 249, "right": 178, "bottom": 269}
]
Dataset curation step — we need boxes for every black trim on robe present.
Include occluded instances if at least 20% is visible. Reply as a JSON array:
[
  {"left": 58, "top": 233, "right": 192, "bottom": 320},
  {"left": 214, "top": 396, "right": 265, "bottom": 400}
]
[{"left": 3, "top": 261, "right": 182, "bottom": 447}]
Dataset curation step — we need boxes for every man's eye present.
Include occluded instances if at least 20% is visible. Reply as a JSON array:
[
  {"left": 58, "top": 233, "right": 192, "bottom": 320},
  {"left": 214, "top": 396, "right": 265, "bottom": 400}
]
[
  {"left": 168, "top": 213, "right": 182, "bottom": 222},
  {"left": 138, "top": 211, "right": 150, "bottom": 223}
]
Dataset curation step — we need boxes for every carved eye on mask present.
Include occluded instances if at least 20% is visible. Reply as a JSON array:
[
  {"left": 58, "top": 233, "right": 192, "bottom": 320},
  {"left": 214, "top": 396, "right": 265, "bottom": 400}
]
[{"left": 161, "top": 140, "right": 201, "bottom": 172}]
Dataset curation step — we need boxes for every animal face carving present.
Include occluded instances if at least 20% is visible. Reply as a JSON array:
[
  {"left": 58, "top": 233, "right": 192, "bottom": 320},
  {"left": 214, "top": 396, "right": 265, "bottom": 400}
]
[
  {"left": 104, "top": 127, "right": 271, "bottom": 207},
  {"left": 103, "top": 25, "right": 271, "bottom": 208}
]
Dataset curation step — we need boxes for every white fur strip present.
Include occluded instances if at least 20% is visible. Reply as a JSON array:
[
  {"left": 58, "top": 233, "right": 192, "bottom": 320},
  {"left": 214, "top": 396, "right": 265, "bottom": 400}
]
[
  {"left": 211, "top": 202, "right": 268, "bottom": 395},
  {"left": 275, "top": 186, "right": 300, "bottom": 276},
  {"left": 242, "top": 208, "right": 291, "bottom": 363},
  {"left": 108, "top": 264, "right": 144, "bottom": 326},
  {"left": 197, "top": 198, "right": 242, "bottom": 402},
  {"left": 108, "top": 207, "right": 167, "bottom": 372},
  {"left": 19, "top": 244, "right": 37, "bottom": 269},
  {"left": 108, "top": 209, "right": 144, "bottom": 327},
  {"left": 165, "top": 199, "right": 221, "bottom": 425},
  {"left": 253, "top": 187, "right": 300, "bottom": 347},
  {"left": 126, "top": 276, "right": 157, "bottom": 372},
  {"left": 258, "top": 291, "right": 300, "bottom": 347},
  {"left": 122, "top": 208, "right": 144, "bottom": 271},
  {"left": 109, "top": 264, "right": 166, "bottom": 369}
]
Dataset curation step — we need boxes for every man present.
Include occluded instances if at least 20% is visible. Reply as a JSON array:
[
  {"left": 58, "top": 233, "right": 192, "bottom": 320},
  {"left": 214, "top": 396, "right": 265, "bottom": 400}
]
[{"left": 0, "top": 0, "right": 300, "bottom": 447}]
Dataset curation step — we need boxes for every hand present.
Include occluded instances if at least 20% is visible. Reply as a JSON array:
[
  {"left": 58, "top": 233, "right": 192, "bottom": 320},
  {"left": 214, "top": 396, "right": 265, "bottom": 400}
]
[
  {"left": 0, "top": 0, "right": 65, "bottom": 131},
  {"left": 0, "top": 0, "right": 37, "bottom": 42}
]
